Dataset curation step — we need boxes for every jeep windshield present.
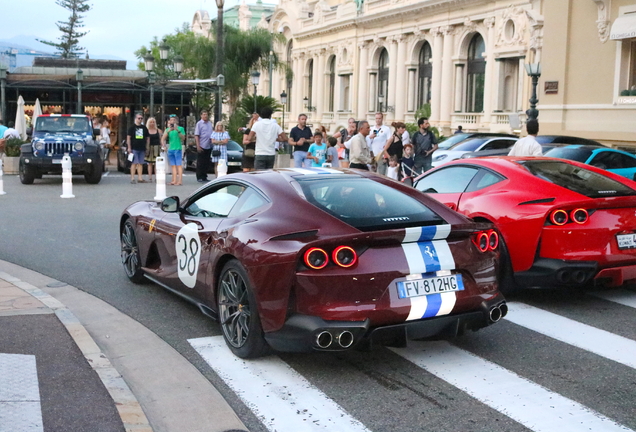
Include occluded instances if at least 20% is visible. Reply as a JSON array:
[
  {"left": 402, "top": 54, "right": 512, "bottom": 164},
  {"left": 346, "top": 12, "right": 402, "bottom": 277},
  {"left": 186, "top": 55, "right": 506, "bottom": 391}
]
[
  {"left": 296, "top": 176, "right": 446, "bottom": 232},
  {"left": 35, "top": 117, "right": 90, "bottom": 134}
]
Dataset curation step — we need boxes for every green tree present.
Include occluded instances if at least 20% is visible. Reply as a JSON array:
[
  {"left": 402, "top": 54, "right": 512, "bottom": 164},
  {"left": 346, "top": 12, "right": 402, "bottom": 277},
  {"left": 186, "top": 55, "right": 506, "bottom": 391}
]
[{"left": 38, "top": 0, "right": 92, "bottom": 58}]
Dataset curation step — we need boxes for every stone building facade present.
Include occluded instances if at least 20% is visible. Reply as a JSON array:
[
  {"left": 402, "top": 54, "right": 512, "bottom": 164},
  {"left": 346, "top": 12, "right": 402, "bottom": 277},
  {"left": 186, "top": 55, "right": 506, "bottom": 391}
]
[{"left": 262, "top": 0, "right": 636, "bottom": 146}]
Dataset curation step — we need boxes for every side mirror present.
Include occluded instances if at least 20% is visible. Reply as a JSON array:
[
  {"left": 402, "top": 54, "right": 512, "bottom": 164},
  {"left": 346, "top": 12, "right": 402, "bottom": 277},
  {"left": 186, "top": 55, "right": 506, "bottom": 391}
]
[
  {"left": 161, "top": 196, "right": 181, "bottom": 212},
  {"left": 402, "top": 177, "right": 413, "bottom": 187}
]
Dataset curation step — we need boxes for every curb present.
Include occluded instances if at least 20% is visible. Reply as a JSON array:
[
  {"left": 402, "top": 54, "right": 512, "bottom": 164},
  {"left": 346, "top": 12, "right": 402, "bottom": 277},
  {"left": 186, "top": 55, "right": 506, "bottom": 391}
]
[{"left": 0, "top": 271, "right": 153, "bottom": 432}]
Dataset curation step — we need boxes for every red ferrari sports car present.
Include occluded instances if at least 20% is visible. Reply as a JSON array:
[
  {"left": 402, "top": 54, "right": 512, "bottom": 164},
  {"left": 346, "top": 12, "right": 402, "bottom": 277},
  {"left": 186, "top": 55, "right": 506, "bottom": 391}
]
[
  {"left": 120, "top": 168, "right": 506, "bottom": 358},
  {"left": 411, "top": 157, "right": 636, "bottom": 292}
]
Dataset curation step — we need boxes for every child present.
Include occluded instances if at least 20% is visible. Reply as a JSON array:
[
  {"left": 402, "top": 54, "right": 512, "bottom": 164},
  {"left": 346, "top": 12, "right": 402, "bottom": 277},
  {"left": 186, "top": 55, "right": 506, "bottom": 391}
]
[
  {"left": 400, "top": 143, "right": 416, "bottom": 180},
  {"left": 307, "top": 132, "right": 327, "bottom": 167},
  {"left": 386, "top": 154, "right": 399, "bottom": 180},
  {"left": 326, "top": 136, "right": 340, "bottom": 168}
]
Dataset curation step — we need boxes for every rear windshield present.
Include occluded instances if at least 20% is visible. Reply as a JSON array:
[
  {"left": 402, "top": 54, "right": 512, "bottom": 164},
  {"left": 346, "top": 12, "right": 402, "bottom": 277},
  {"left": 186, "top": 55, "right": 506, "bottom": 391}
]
[
  {"left": 450, "top": 138, "right": 489, "bottom": 152},
  {"left": 296, "top": 177, "right": 446, "bottom": 231},
  {"left": 543, "top": 147, "right": 593, "bottom": 163},
  {"left": 518, "top": 160, "right": 636, "bottom": 198},
  {"left": 438, "top": 133, "right": 469, "bottom": 150},
  {"left": 35, "top": 117, "right": 90, "bottom": 134}
]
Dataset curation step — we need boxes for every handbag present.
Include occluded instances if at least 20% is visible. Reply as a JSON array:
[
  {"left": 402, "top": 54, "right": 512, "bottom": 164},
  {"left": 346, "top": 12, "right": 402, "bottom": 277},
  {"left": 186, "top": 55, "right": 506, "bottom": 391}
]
[
  {"left": 244, "top": 148, "right": 255, "bottom": 157},
  {"left": 212, "top": 150, "right": 222, "bottom": 157}
]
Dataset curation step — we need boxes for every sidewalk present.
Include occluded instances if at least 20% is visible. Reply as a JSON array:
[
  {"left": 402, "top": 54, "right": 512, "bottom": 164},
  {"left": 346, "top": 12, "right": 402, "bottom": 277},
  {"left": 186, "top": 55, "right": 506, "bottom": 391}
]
[{"left": 0, "top": 260, "right": 248, "bottom": 432}]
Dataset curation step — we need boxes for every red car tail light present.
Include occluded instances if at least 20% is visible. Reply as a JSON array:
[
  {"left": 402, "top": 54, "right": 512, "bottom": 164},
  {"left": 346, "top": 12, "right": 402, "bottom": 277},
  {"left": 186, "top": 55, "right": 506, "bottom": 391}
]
[
  {"left": 488, "top": 230, "right": 499, "bottom": 250},
  {"left": 332, "top": 246, "right": 357, "bottom": 268},
  {"left": 304, "top": 248, "right": 328, "bottom": 269},
  {"left": 472, "top": 232, "right": 490, "bottom": 253},
  {"left": 570, "top": 208, "right": 589, "bottom": 224},
  {"left": 550, "top": 209, "right": 569, "bottom": 226}
]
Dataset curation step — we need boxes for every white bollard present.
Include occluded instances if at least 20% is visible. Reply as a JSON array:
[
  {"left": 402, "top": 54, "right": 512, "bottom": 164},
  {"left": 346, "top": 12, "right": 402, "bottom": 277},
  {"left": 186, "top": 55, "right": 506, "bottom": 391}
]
[
  {"left": 216, "top": 158, "right": 228, "bottom": 177},
  {"left": 154, "top": 156, "right": 167, "bottom": 201},
  {"left": 60, "top": 154, "right": 75, "bottom": 198},
  {"left": 0, "top": 159, "right": 6, "bottom": 195}
]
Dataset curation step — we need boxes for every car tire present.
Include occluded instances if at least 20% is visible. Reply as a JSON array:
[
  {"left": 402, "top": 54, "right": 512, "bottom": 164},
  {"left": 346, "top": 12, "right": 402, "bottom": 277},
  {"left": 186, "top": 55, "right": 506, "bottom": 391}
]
[
  {"left": 84, "top": 162, "right": 103, "bottom": 184},
  {"left": 121, "top": 219, "right": 145, "bottom": 284},
  {"left": 19, "top": 162, "right": 35, "bottom": 184},
  {"left": 497, "top": 235, "right": 518, "bottom": 295},
  {"left": 217, "top": 260, "right": 270, "bottom": 358}
]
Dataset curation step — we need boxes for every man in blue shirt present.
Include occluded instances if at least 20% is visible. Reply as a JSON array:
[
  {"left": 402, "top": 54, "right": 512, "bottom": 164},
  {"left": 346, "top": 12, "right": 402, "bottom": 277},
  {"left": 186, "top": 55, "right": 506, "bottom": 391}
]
[{"left": 195, "top": 110, "right": 213, "bottom": 182}]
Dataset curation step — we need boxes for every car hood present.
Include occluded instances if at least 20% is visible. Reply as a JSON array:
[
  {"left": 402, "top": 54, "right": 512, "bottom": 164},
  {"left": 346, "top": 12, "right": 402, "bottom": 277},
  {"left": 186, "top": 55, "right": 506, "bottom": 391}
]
[{"left": 32, "top": 132, "right": 89, "bottom": 143}]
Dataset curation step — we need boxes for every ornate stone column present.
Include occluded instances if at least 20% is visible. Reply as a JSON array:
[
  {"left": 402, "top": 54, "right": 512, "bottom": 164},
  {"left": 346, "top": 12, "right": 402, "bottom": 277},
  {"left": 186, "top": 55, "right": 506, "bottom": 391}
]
[
  {"left": 482, "top": 17, "right": 496, "bottom": 127},
  {"left": 454, "top": 63, "right": 465, "bottom": 112},
  {"left": 440, "top": 25, "right": 455, "bottom": 131},
  {"left": 430, "top": 27, "right": 444, "bottom": 124},
  {"left": 357, "top": 42, "right": 369, "bottom": 119},
  {"left": 292, "top": 53, "right": 304, "bottom": 117},
  {"left": 394, "top": 35, "right": 408, "bottom": 122},
  {"left": 406, "top": 67, "right": 417, "bottom": 113},
  {"left": 315, "top": 49, "right": 326, "bottom": 120},
  {"left": 387, "top": 37, "right": 399, "bottom": 120}
]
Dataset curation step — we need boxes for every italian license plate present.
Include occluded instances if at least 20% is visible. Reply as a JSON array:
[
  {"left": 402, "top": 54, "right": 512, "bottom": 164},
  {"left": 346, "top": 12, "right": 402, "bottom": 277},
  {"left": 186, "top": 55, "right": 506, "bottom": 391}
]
[
  {"left": 397, "top": 274, "right": 464, "bottom": 299},
  {"left": 52, "top": 159, "right": 62, "bottom": 164},
  {"left": 616, "top": 233, "right": 636, "bottom": 249},
  {"left": 227, "top": 162, "right": 241, "bottom": 166}
]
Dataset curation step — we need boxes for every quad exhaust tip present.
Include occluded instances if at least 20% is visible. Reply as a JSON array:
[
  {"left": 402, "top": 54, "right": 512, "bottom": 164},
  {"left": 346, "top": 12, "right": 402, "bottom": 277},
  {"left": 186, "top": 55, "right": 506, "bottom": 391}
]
[
  {"left": 337, "top": 331, "right": 354, "bottom": 348},
  {"left": 316, "top": 330, "right": 355, "bottom": 349},
  {"left": 316, "top": 331, "right": 333, "bottom": 349}
]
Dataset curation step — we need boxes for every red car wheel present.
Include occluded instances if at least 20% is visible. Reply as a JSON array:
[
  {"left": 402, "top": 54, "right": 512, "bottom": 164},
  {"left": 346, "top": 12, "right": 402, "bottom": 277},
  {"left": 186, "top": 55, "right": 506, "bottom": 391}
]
[{"left": 217, "top": 260, "right": 270, "bottom": 358}]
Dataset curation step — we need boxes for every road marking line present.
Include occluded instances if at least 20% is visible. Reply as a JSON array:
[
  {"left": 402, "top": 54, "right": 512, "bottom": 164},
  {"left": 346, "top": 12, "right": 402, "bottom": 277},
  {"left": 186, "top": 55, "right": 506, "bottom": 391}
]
[
  {"left": 189, "top": 336, "right": 370, "bottom": 432},
  {"left": 391, "top": 341, "right": 633, "bottom": 432},
  {"left": 0, "top": 353, "right": 43, "bottom": 432},
  {"left": 506, "top": 302, "right": 636, "bottom": 369},
  {"left": 589, "top": 289, "right": 636, "bottom": 308}
]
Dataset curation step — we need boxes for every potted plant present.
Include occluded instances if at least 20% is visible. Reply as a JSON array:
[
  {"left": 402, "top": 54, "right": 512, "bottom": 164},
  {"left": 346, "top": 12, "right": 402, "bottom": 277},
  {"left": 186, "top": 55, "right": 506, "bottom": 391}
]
[{"left": 2, "top": 138, "right": 25, "bottom": 175}]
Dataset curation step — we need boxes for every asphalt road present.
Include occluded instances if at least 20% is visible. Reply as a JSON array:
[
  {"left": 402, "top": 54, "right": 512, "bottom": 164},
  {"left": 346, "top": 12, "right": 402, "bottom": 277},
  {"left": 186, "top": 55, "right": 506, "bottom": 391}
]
[{"left": 1, "top": 171, "right": 635, "bottom": 432}]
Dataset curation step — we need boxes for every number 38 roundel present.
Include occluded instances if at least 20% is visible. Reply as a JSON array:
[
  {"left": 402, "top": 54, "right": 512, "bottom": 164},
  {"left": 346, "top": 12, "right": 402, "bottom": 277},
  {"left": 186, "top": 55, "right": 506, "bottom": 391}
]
[{"left": 176, "top": 223, "right": 202, "bottom": 288}]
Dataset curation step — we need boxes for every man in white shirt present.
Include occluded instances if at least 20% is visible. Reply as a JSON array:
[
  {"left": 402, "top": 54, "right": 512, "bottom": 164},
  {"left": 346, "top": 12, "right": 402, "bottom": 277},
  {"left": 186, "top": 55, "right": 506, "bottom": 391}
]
[
  {"left": 508, "top": 119, "right": 542, "bottom": 157},
  {"left": 248, "top": 106, "right": 287, "bottom": 170},
  {"left": 366, "top": 112, "right": 391, "bottom": 174}
]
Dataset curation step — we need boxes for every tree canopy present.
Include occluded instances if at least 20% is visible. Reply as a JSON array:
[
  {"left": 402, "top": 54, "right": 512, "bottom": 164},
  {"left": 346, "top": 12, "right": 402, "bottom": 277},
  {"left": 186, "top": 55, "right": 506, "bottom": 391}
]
[{"left": 38, "top": 0, "right": 92, "bottom": 59}]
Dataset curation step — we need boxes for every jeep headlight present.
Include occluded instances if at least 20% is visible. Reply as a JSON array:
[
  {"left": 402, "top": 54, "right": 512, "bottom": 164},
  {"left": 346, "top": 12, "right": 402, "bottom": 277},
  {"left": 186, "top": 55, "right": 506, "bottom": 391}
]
[
  {"left": 34, "top": 141, "right": 44, "bottom": 151},
  {"left": 74, "top": 142, "right": 83, "bottom": 151}
]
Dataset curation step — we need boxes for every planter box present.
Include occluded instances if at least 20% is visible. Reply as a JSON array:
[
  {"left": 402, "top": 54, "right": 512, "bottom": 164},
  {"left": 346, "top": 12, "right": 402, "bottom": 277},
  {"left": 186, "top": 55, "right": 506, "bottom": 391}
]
[
  {"left": 1, "top": 156, "right": 19, "bottom": 175},
  {"left": 275, "top": 153, "right": 291, "bottom": 168}
]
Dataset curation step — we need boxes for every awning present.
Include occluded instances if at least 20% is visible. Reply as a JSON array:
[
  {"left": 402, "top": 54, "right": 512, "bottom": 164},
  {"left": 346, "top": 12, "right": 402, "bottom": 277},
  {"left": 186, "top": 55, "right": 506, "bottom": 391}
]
[{"left": 610, "top": 13, "right": 636, "bottom": 40}]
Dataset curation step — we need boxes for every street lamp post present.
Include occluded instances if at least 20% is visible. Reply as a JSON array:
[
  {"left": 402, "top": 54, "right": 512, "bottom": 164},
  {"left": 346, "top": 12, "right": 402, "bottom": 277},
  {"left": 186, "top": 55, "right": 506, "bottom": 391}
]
[
  {"left": 215, "top": 0, "right": 225, "bottom": 123},
  {"left": 144, "top": 54, "right": 155, "bottom": 118},
  {"left": 280, "top": 90, "right": 287, "bottom": 153},
  {"left": 525, "top": 62, "right": 541, "bottom": 121},
  {"left": 76, "top": 68, "right": 83, "bottom": 114},
  {"left": 251, "top": 70, "right": 261, "bottom": 114},
  {"left": 0, "top": 67, "right": 6, "bottom": 122}
]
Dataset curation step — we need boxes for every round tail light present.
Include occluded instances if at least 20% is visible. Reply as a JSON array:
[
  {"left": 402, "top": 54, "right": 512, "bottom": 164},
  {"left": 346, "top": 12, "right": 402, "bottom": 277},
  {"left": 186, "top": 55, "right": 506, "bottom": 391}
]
[
  {"left": 304, "top": 248, "right": 328, "bottom": 270},
  {"left": 332, "top": 246, "right": 357, "bottom": 268},
  {"left": 488, "top": 230, "right": 499, "bottom": 250},
  {"left": 570, "top": 208, "right": 589, "bottom": 224},
  {"left": 550, "top": 209, "right": 569, "bottom": 226},
  {"left": 477, "top": 232, "right": 489, "bottom": 252}
]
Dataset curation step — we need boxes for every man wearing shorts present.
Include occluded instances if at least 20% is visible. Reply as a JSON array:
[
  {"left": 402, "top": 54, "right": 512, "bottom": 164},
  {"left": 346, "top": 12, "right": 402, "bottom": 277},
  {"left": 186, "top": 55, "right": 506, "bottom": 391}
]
[
  {"left": 127, "top": 113, "right": 149, "bottom": 184},
  {"left": 162, "top": 115, "right": 185, "bottom": 185}
]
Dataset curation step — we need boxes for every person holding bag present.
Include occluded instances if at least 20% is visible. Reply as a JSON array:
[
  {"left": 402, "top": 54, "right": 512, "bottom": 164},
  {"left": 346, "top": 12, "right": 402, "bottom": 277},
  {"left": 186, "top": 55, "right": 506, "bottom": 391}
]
[{"left": 210, "top": 121, "right": 230, "bottom": 176}]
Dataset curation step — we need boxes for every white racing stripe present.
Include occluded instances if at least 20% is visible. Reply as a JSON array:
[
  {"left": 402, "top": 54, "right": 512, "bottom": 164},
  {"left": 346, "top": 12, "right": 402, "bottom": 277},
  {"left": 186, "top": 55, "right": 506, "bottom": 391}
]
[
  {"left": 506, "top": 302, "right": 636, "bottom": 369},
  {"left": 589, "top": 289, "right": 636, "bottom": 309},
  {"left": 0, "top": 354, "right": 43, "bottom": 432},
  {"left": 391, "top": 341, "right": 633, "bottom": 432},
  {"left": 189, "top": 336, "right": 370, "bottom": 432}
]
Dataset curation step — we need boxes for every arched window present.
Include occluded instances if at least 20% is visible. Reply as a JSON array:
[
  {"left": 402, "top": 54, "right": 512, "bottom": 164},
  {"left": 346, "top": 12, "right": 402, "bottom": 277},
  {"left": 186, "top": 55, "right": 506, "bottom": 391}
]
[
  {"left": 417, "top": 42, "right": 432, "bottom": 108},
  {"left": 466, "top": 34, "right": 486, "bottom": 112},
  {"left": 377, "top": 48, "right": 389, "bottom": 112},
  {"left": 307, "top": 59, "right": 314, "bottom": 109},
  {"left": 286, "top": 40, "right": 293, "bottom": 104},
  {"left": 328, "top": 56, "right": 336, "bottom": 112}
]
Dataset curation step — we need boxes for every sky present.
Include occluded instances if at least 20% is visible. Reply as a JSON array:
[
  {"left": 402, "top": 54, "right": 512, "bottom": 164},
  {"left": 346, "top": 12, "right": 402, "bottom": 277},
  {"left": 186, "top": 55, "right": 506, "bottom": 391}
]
[{"left": 0, "top": 0, "right": 260, "bottom": 69}]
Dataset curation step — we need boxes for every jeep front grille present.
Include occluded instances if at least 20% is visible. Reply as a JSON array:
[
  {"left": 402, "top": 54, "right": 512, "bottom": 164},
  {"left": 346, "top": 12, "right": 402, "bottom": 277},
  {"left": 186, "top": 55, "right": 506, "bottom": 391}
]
[{"left": 43, "top": 142, "right": 76, "bottom": 155}]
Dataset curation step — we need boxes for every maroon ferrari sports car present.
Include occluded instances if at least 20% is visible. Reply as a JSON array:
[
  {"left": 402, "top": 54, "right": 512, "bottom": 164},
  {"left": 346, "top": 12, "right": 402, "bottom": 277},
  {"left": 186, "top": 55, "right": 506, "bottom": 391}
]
[
  {"left": 120, "top": 168, "right": 506, "bottom": 358},
  {"left": 411, "top": 157, "right": 636, "bottom": 292}
]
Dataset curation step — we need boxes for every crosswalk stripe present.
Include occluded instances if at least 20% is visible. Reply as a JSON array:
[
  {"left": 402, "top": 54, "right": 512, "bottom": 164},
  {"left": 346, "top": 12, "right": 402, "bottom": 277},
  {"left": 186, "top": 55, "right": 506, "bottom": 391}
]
[
  {"left": 506, "top": 302, "right": 636, "bottom": 369},
  {"left": 391, "top": 341, "right": 633, "bottom": 432},
  {"left": 0, "top": 353, "right": 43, "bottom": 432},
  {"left": 589, "top": 289, "right": 636, "bottom": 309},
  {"left": 188, "top": 336, "right": 371, "bottom": 432}
]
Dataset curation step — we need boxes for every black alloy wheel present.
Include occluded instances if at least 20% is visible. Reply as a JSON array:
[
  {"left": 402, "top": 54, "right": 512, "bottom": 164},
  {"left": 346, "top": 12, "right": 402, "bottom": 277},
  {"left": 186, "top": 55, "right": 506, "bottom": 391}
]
[
  {"left": 217, "top": 260, "right": 269, "bottom": 358},
  {"left": 121, "top": 220, "right": 145, "bottom": 283}
]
